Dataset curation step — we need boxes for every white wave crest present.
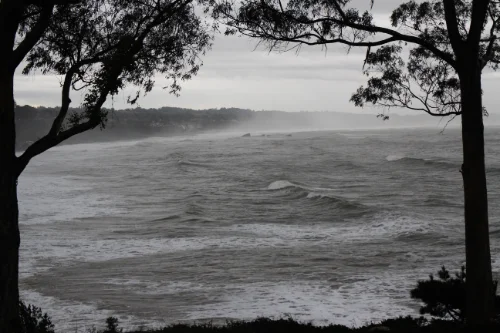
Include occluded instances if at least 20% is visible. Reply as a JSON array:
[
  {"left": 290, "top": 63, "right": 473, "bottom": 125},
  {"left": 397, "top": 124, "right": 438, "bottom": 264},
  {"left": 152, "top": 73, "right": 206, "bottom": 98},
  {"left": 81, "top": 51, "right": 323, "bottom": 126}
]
[
  {"left": 267, "top": 180, "right": 300, "bottom": 190},
  {"left": 306, "top": 192, "right": 326, "bottom": 199},
  {"left": 386, "top": 154, "right": 406, "bottom": 162}
]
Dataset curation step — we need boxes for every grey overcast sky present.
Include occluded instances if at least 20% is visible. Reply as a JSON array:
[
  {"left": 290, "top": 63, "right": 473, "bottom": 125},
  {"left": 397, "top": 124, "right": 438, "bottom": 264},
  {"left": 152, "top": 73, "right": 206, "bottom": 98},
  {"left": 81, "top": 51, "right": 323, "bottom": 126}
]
[{"left": 13, "top": 0, "right": 500, "bottom": 113}]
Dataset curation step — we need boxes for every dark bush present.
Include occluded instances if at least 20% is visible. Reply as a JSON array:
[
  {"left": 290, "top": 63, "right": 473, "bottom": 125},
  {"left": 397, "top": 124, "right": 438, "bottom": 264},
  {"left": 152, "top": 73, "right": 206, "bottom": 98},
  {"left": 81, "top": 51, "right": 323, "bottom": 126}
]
[
  {"left": 103, "top": 317, "right": 122, "bottom": 333},
  {"left": 410, "top": 266, "right": 500, "bottom": 322},
  {"left": 18, "top": 301, "right": 55, "bottom": 333},
  {"left": 372, "top": 316, "right": 427, "bottom": 333}
]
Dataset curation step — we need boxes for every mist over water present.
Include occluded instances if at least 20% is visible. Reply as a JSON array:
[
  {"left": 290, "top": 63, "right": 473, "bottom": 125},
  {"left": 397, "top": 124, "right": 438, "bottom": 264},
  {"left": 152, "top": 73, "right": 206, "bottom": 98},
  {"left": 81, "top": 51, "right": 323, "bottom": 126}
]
[{"left": 18, "top": 127, "right": 500, "bottom": 331}]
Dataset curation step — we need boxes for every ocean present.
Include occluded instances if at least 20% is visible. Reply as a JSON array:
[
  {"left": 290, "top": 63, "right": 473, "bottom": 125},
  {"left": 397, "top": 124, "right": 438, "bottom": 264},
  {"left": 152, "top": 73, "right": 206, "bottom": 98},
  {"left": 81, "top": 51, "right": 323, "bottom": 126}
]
[{"left": 17, "top": 127, "right": 500, "bottom": 331}]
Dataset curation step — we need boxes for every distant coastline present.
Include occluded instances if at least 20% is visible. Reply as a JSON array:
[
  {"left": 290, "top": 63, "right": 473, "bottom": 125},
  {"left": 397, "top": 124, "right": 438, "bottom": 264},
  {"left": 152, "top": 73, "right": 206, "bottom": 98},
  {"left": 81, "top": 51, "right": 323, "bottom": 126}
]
[{"left": 16, "top": 105, "right": 500, "bottom": 150}]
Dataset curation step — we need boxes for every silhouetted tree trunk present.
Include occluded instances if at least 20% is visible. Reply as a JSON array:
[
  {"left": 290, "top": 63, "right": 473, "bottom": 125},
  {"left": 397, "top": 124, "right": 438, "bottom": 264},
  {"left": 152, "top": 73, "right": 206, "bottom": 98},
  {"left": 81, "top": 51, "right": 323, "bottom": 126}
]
[
  {"left": 459, "top": 61, "right": 494, "bottom": 327},
  {"left": 0, "top": 173, "right": 20, "bottom": 333},
  {"left": 0, "top": 4, "right": 21, "bottom": 331},
  {"left": 0, "top": 75, "right": 21, "bottom": 333}
]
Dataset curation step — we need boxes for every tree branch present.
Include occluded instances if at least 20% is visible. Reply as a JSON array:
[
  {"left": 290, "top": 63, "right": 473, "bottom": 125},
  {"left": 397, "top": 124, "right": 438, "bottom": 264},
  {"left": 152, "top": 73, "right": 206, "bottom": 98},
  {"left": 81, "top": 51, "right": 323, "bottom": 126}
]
[
  {"left": 239, "top": 28, "right": 399, "bottom": 47},
  {"left": 16, "top": 118, "right": 99, "bottom": 176},
  {"left": 468, "top": 0, "right": 491, "bottom": 47},
  {"left": 225, "top": 2, "right": 457, "bottom": 68},
  {"left": 16, "top": 53, "right": 113, "bottom": 174},
  {"left": 331, "top": 0, "right": 347, "bottom": 21},
  {"left": 297, "top": 16, "right": 456, "bottom": 67},
  {"left": 442, "top": 0, "right": 464, "bottom": 55},
  {"left": 25, "top": 0, "right": 82, "bottom": 5},
  {"left": 11, "top": 4, "right": 54, "bottom": 70},
  {"left": 481, "top": 7, "right": 499, "bottom": 68},
  {"left": 47, "top": 66, "right": 79, "bottom": 136}
]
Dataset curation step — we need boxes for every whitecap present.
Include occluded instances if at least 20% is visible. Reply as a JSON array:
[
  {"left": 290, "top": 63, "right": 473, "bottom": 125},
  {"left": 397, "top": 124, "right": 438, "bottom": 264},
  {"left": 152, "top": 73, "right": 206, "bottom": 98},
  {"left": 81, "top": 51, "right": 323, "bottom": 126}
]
[
  {"left": 386, "top": 154, "right": 406, "bottom": 162},
  {"left": 267, "top": 180, "right": 301, "bottom": 190},
  {"left": 306, "top": 192, "right": 326, "bottom": 199}
]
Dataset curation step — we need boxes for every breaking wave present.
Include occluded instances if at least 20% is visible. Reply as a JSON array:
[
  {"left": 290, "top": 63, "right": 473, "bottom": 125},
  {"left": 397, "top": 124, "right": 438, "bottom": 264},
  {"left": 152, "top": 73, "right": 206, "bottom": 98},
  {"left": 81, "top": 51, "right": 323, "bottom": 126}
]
[
  {"left": 267, "top": 180, "right": 304, "bottom": 191},
  {"left": 267, "top": 180, "right": 368, "bottom": 211},
  {"left": 386, "top": 155, "right": 459, "bottom": 169},
  {"left": 385, "top": 154, "right": 406, "bottom": 162}
]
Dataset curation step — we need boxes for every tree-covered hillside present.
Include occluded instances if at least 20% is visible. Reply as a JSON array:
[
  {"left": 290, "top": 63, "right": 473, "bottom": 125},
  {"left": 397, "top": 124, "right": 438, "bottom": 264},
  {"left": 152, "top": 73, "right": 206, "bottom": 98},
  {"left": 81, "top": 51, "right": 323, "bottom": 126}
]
[
  {"left": 16, "top": 104, "right": 500, "bottom": 151},
  {"left": 15, "top": 105, "right": 254, "bottom": 149}
]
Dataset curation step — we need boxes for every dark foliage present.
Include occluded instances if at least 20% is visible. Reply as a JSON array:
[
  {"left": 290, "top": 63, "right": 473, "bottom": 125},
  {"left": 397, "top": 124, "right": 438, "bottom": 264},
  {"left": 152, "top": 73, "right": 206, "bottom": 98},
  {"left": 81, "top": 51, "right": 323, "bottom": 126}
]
[
  {"left": 410, "top": 266, "right": 500, "bottom": 321},
  {"left": 103, "top": 317, "right": 122, "bottom": 333},
  {"left": 411, "top": 266, "right": 467, "bottom": 321},
  {"left": 88, "top": 316, "right": 500, "bottom": 333},
  {"left": 18, "top": 301, "right": 55, "bottom": 333}
]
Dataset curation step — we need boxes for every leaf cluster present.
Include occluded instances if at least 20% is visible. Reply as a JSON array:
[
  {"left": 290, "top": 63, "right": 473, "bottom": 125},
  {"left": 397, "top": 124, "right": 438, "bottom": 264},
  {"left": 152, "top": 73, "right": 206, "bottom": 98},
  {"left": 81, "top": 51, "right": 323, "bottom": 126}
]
[{"left": 350, "top": 42, "right": 462, "bottom": 118}]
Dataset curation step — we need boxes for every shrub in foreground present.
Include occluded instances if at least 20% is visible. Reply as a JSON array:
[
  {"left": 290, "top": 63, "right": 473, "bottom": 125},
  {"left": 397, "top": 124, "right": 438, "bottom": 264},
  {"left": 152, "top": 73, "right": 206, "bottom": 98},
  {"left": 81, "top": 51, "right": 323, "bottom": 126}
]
[
  {"left": 121, "top": 316, "right": 500, "bottom": 333},
  {"left": 411, "top": 266, "right": 500, "bottom": 322},
  {"left": 103, "top": 317, "right": 122, "bottom": 333},
  {"left": 18, "top": 301, "right": 54, "bottom": 333},
  {"left": 14, "top": 311, "right": 500, "bottom": 333}
]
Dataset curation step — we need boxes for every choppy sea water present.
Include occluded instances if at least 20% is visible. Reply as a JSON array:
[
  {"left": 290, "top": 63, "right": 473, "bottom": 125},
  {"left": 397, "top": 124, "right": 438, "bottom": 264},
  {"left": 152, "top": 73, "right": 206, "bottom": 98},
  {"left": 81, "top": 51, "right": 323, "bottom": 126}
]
[{"left": 18, "top": 128, "right": 500, "bottom": 331}]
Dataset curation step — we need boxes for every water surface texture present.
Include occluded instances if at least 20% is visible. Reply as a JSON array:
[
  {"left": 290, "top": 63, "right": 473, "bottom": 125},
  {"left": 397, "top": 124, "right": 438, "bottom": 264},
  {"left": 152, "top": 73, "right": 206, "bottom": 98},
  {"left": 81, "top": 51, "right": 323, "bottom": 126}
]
[{"left": 18, "top": 128, "right": 500, "bottom": 331}]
